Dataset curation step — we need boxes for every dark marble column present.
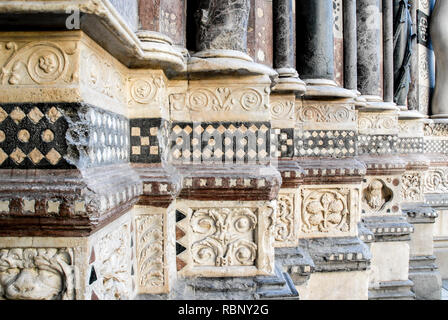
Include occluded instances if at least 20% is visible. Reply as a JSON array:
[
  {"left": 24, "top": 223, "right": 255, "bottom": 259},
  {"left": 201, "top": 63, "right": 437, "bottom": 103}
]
[
  {"left": 195, "top": 0, "right": 251, "bottom": 52},
  {"left": 393, "top": 0, "right": 415, "bottom": 108},
  {"left": 344, "top": 0, "right": 358, "bottom": 91},
  {"left": 357, "top": 0, "right": 382, "bottom": 98},
  {"left": 383, "top": 0, "right": 394, "bottom": 103},
  {"left": 431, "top": 0, "right": 448, "bottom": 118},
  {"left": 272, "top": 0, "right": 306, "bottom": 93},
  {"left": 273, "top": 0, "right": 295, "bottom": 70},
  {"left": 296, "top": 0, "right": 335, "bottom": 80},
  {"left": 138, "top": 0, "right": 187, "bottom": 47}
]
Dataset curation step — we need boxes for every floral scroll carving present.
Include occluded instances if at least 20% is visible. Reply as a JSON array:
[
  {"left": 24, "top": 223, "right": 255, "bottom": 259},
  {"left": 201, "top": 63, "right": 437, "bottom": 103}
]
[
  {"left": 301, "top": 189, "right": 350, "bottom": 234},
  {"left": 190, "top": 208, "right": 258, "bottom": 267},
  {"left": 274, "top": 194, "right": 295, "bottom": 244},
  {"left": 169, "top": 87, "right": 268, "bottom": 113},
  {"left": 0, "top": 41, "right": 76, "bottom": 85}
]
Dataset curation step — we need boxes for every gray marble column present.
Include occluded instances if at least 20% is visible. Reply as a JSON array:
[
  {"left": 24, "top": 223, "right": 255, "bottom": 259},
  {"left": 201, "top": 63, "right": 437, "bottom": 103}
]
[
  {"left": 272, "top": 0, "right": 306, "bottom": 93},
  {"left": 195, "top": 0, "right": 251, "bottom": 52},
  {"left": 296, "top": 0, "right": 335, "bottom": 80},
  {"left": 273, "top": 0, "right": 294, "bottom": 69},
  {"left": 344, "top": 0, "right": 358, "bottom": 91},
  {"left": 357, "top": 0, "right": 382, "bottom": 98},
  {"left": 430, "top": 0, "right": 448, "bottom": 118},
  {"left": 383, "top": 0, "right": 394, "bottom": 103}
]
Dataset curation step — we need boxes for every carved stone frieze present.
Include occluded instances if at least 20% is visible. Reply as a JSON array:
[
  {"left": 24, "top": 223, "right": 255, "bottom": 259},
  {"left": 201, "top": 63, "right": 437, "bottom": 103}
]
[
  {"left": 93, "top": 222, "right": 132, "bottom": 300},
  {"left": 134, "top": 206, "right": 170, "bottom": 295},
  {"left": 300, "top": 186, "right": 359, "bottom": 238},
  {"left": 274, "top": 189, "right": 299, "bottom": 248},
  {"left": 424, "top": 167, "right": 448, "bottom": 193},
  {"left": 361, "top": 176, "right": 401, "bottom": 216},
  {"left": 297, "top": 102, "right": 357, "bottom": 130},
  {"left": 358, "top": 112, "right": 399, "bottom": 135},
  {"left": 401, "top": 171, "right": 424, "bottom": 203},
  {"left": 0, "top": 248, "right": 75, "bottom": 300},
  {"left": 168, "top": 77, "right": 271, "bottom": 122},
  {"left": 176, "top": 200, "right": 276, "bottom": 277}
]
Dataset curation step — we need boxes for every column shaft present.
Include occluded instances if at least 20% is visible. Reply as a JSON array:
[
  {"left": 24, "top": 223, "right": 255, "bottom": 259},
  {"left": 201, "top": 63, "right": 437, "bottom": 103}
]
[
  {"left": 196, "top": 0, "right": 251, "bottom": 52},
  {"left": 357, "top": 0, "right": 382, "bottom": 97},
  {"left": 273, "top": 0, "right": 295, "bottom": 69},
  {"left": 296, "top": 0, "right": 335, "bottom": 80},
  {"left": 383, "top": 0, "right": 394, "bottom": 102},
  {"left": 344, "top": 0, "right": 358, "bottom": 90}
]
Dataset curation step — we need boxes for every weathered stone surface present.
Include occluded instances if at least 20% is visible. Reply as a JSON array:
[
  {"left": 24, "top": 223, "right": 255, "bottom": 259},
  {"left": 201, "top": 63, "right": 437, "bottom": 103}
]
[{"left": 195, "top": 0, "right": 251, "bottom": 52}]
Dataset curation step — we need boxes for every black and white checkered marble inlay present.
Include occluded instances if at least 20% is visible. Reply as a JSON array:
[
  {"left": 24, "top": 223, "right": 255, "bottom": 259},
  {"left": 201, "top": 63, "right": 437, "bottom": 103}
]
[
  {"left": 130, "top": 118, "right": 168, "bottom": 163},
  {"left": 295, "top": 130, "right": 357, "bottom": 158},
  {"left": 396, "top": 137, "right": 424, "bottom": 154},
  {"left": 424, "top": 139, "right": 448, "bottom": 154},
  {"left": 271, "top": 128, "right": 295, "bottom": 158},
  {"left": 357, "top": 135, "right": 398, "bottom": 155},
  {"left": 169, "top": 122, "right": 271, "bottom": 163},
  {"left": 0, "top": 103, "right": 129, "bottom": 169}
]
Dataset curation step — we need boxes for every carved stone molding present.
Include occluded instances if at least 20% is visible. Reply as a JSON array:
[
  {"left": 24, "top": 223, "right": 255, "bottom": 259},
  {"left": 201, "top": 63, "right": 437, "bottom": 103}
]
[
  {"left": 134, "top": 205, "right": 173, "bottom": 295},
  {"left": 358, "top": 112, "right": 399, "bottom": 135},
  {"left": 297, "top": 102, "right": 357, "bottom": 131},
  {"left": 274, "top": 189, "right": 300, "bottom": 248},
  {"left": 175, "top": 200, "right": 276, "bottom": 277},
  {"left": 270, "top": 94, "right": 296, "bottom": 129},
  {"left": 361, "top": 176, "right": 401, "bottom": 216},
  {"left": 424, "top": 167, "right": 448, "bottom": 194},
  {"left": 299, "top": 186, "right": 359, "bottom": 238},
  {"left": 168, "top": 77, "right": 271, "bottom": 122},
  {"left": 0, "top": 248, "right": 75, "bottom": 300},
  {"left": 401, "top": 171, "right": 424, "bottom": 203}
]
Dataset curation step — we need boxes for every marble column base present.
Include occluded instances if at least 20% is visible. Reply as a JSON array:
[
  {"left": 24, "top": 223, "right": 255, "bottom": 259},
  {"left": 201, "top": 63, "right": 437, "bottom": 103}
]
[
  {"left": 368, "top": 280, "right": 416, "bottom": 300},
  {"left": 409, "top": 255, "right": 442, "bottom": 300}
]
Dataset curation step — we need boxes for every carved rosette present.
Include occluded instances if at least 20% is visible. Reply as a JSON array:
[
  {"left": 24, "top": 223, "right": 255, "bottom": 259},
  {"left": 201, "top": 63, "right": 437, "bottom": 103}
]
[
  {"left": 401, "top": 172, "right": 424, "bottom": 203},
  {"left": 176, "top": 201, "right": 276, "bottom": 277},
  {"left": 424, "top": 168, "right": 448, "bottom": 193},
  {"left": 361, "top": 177, "right": 400, "bottom": 215},
  {"left": 127, "top": 72, "right": 168, "bottom": 117},
  {"left": 300, "top": 187, "right": 358, "bottom": 238},
  {"left": 0, "top": 248, "right": 75, "bottom": 300}
]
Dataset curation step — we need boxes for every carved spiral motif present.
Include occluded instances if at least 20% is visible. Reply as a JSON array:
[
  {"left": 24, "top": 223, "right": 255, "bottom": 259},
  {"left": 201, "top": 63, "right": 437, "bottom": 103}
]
[
  {"left": 131, "top": 79, "right": 155, "bottom": 104},
  {"left": 188, "top": 88, "right": 213, "bottom": 111},
  {"left": 232, "top": 240, "right": 257, "bottom": 265},
  {"left": 27, "top": 45, "right": 67, "bottom": 84},
  {"left": 270, "top": 101, "right": 294, "bottom": 120},
  {"left": 424, "top": 170, "right": 446, "bottom": 192},
  {"left": 240, "top": 89, "right": 263, "bottom": 111}
]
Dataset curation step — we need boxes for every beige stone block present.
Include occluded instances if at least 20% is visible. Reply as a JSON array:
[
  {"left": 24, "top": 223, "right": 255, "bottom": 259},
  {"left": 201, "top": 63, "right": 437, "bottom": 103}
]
[
  {"left": 370, "top": 241, "right": 410, "bottom": 284},
  {"left": 274, "top": 188, "right": 300, "bottom": 248},
  {"left": 434, "top": 237, "right": 448, "bottom": 278},
  {"left": 361, "top": 175, "right": 401, "bottom": 216},
  {"left": 358, "top": 111, "right": 399, "bottom": 135},
  {"left": 168, "top": 76, "right": 272, "bottom": 122},
  {"left": 270, "top": 94, "right": 296, "bottom": 129},
  {"left": 410, "top": 223, "right": 435, "bottom": 256},
  {"left": 299, "top": 185, "right": 360, "bottom": 238},
  {"left": 133, "top": 204, "right": 175, "bottom": 295},
  {"left": 298, "top": 99, "right": 357, "bottom": 131},
  {"left": 176, "top": 199, "right": 276, "bottom": 277},
  {"left": 297, "top": 270, "right": 369, "bottom": 300}
]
